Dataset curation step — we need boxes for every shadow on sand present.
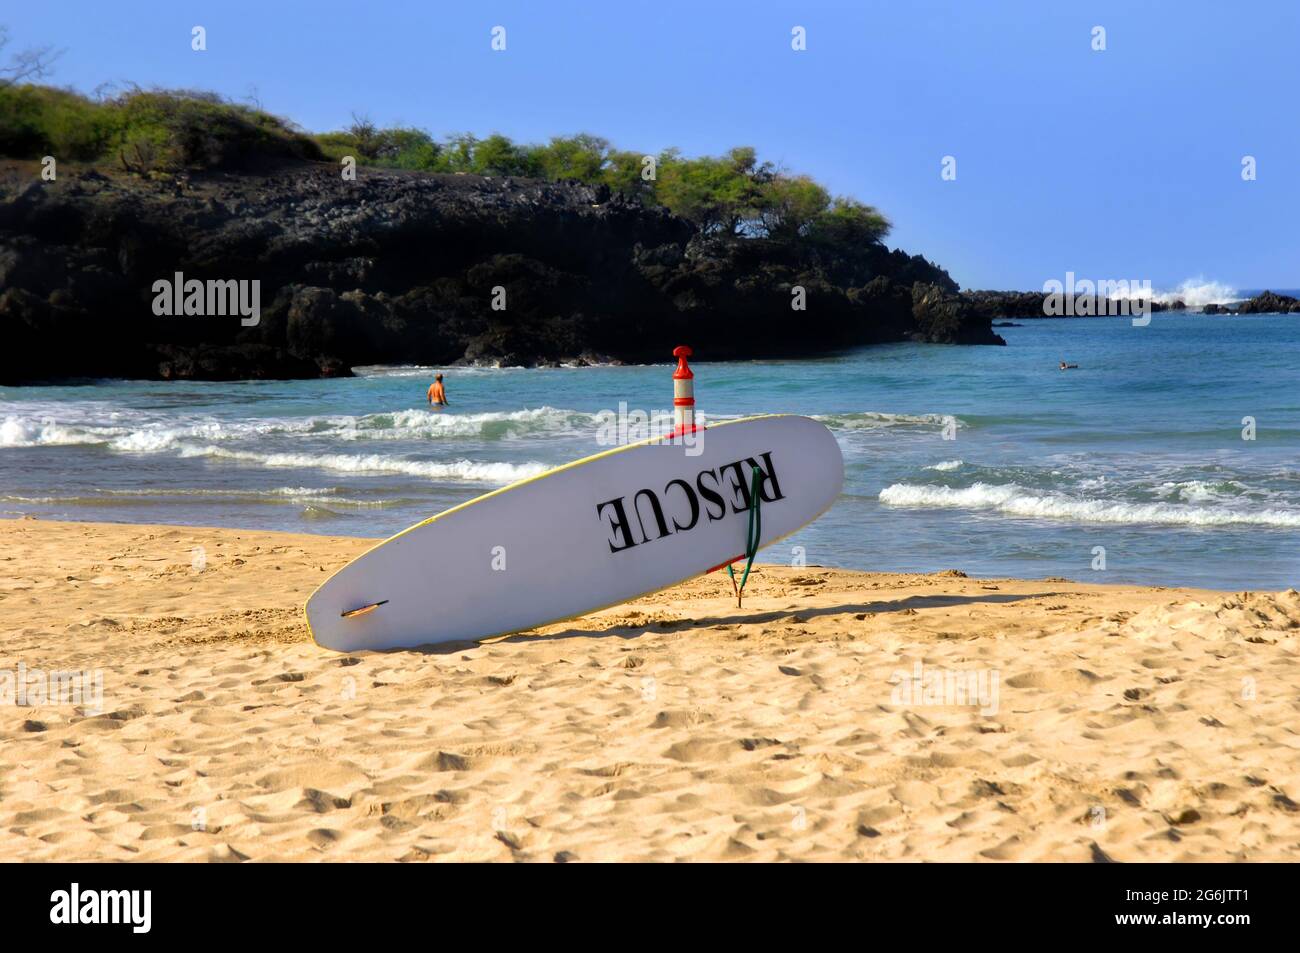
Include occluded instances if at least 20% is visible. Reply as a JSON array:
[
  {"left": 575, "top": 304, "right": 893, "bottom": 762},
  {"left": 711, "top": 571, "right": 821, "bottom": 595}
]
[{"left": 494, "top": 590, "right": 1058, "bottom": 646}]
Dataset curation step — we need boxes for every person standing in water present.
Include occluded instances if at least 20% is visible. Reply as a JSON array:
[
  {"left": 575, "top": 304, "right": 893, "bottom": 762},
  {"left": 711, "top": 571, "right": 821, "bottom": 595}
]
[{"left": 427, "top": 373, "right": 448, "bottom": 407}]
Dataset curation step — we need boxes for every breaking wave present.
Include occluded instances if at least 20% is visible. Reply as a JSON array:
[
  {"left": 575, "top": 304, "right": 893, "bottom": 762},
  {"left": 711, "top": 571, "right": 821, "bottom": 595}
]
[
  {"left": 1102, "top": 278, "right": 1239, "bottom": 309},
  {"left": 0, "top": 406, "right": 599, "bottom": 449},
  {"left": 175, "top": 445, "right": 547, "bottom": 483},
  {"left": 878, "top": 481, "right": 1300, "bottom": 528},
  {"left": 815, "top": 411, "right": 962, "bottom": 430},
  {"left": 0, "top": 486, "right": 395, "bottom": 507}
]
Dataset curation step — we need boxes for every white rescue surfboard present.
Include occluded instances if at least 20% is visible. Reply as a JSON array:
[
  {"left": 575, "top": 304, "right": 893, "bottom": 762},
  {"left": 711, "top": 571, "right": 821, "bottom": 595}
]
[{"left": 306, "top": 414, "right": 843, "bottom": 651}]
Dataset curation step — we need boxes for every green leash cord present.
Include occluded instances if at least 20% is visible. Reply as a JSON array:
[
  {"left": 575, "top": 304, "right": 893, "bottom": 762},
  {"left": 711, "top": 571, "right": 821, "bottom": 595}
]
[{"left": 727, "top": 466, "right": 762, "bottom": 607}]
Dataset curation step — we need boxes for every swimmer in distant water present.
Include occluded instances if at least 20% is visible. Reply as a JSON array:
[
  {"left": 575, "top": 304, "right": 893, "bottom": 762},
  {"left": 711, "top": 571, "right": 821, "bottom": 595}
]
[
  {"left": 427, "top": 373, "right": 448, "bottom": 406},
  {"left": 1059, "top": 361, "right": 1078, "bottom": 370}
]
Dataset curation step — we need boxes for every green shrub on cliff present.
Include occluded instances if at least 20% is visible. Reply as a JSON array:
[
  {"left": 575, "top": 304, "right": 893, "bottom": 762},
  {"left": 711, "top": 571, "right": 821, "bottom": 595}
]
[
  {"left": 467, "top": 134, "right": 542, "bottom": 177},
  {"left": 0, "top": 85, "right": 322, "bottom": 171},
  {"left": 110, "top": 90, "right": 323, "bottom": 171},
  {"left": 315, "top": 118, "right": 442, "bottom": 170},
  {"left": 533, "top": 134, "right": 609, "bottom": 182},
  {"left": 654, "top": 146, "right": 772, "bottom": 234},
  {"left": 0, "top": 84, "right": 116, "bottom": 159},
  {"left": 306, "top": 121, "right": 891, "bottom": 246},
  {"left": 808, "top": 197, "right": 892, "bottom": 247},
  {"left": 602, "top": 149, "right": 656, "bottom": 201},
  {"left": 756, "top": 174, "right": 830, "bottom": 239}
]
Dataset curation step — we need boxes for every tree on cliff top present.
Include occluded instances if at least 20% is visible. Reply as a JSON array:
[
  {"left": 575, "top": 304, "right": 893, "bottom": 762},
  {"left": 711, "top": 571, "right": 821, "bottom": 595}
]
[
  {"left": 535, "top": 134, "right": 609, "bottom": 182},
  {"left": 655, "top": 146, "right": 772, "bottom": 235},
  {"left": 808, "top": 197, "right": 891, "bottom": 247},
  {"left": 652, "top": 150, "right": 890, "bottom": 247},
  {"left": 756, "top": 174, "right": 830, "bottom": 239},
  {"left": 473, "top": 133, "right": 542, "bottom": 177}
]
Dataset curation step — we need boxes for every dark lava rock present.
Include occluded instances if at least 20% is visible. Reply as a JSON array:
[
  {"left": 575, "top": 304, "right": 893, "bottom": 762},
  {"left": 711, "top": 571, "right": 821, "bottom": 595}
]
[
  {"left": 912, "top": 282, "right": 1006, "bottom": 345},
  {"left": 962, "top": 289, "right": 1181, "bottom": 320},
  {"left": 0, "top": 159, "right": 1003, "bottom": 383},
  {"left": 1234, "top": 290, "right": 1300, "bottom": 314}
]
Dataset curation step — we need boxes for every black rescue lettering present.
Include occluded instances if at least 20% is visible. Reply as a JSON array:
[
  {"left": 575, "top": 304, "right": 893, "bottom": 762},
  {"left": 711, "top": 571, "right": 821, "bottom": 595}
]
[
  {"left": 599, "top": 450, "right": 783, "bottom": 554},
  {"left": 746, "top": 452, "right": 785, "bottom": 502},
  {"left": 718, "top": 460, "right": 753, "bottom": 514},
  {"left": 596, "top": 497, "right": 638, "bottom": 552},
  {"left": 633, "top": 488, "right": 672, "bottom": 542},
  {"left": 664, "top": 478, "right": 700, "bottom": 532},
  {"left": 695, "top": 468, "right": 728, "bottom": 521}
]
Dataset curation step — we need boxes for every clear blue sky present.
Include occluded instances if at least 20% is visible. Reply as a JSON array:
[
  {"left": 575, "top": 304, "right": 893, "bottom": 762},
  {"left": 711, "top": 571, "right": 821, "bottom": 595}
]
[{"left": 8, "top": 0, "right": 1299, "bottom": 290}]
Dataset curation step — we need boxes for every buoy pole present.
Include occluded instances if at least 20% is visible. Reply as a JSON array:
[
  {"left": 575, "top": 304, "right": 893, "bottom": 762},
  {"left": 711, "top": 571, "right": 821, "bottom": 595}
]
[{"left": 672, "top": 345, "right": 695, "bottom": 435}]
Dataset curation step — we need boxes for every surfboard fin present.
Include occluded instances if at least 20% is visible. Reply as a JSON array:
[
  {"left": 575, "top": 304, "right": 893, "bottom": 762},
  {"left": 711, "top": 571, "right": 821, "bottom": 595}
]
[{"left": 341, "top": 599, "right": 389, "bottom": 619}]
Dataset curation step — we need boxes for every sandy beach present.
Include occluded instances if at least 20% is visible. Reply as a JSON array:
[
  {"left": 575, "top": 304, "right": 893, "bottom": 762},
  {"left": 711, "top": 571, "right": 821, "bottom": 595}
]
[{"left": 1, "top": 517, "right": 1297, "bottom": 862}]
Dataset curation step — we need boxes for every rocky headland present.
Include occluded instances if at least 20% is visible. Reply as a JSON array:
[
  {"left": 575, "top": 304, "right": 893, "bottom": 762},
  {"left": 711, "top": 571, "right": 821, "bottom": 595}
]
[{"left": 0, "top": 160, "right": 1006, "bottom": 383}]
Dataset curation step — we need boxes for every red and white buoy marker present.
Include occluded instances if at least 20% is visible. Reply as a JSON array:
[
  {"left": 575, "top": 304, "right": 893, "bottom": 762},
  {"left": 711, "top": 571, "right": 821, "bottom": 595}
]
[{"left": 672, "top": 345, "right": 695, "bottom": 435}]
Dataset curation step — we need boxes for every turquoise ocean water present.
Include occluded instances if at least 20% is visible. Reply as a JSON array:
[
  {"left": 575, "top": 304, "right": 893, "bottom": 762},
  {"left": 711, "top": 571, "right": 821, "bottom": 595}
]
[{"left": 2, "top": 313, "right": 1297, "bottom": 590}]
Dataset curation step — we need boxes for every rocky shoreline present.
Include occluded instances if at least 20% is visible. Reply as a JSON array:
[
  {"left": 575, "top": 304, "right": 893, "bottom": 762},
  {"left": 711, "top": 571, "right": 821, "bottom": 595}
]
[
  {"left": 0, "top": 159, "right": 1007, "bottom": 384},
  {"left": 1206, "top": 290, "right": 1300, "bottom": 315},
  {"left": 963, "top": 288, "right": 1299, "bottom": 319}
]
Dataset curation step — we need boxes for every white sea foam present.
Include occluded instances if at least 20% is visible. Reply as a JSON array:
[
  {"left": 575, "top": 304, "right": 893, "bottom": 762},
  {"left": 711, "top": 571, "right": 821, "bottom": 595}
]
[
  {"left": 0, "top": 406, "right": 598, "bottom": 449},
  {"left": 1103, "top": 278, "right": 1239, "bottom": 308},
  {"left": 1153, "top": 479, "right": 1250, "bottom": 503},
  {"left": 1, "top": 486, "right": 390, "bottom": 507},
  {"left": 351, "top": 364, "right": 540, "bottom": 377},
  {"left": 3, "top": 405, "right": 953, "bottom": 450},
  {"left": 925, "top": 459, "right": 964, "bottom": 471},
  {"left": 0, "top": 415, "right": 125, "bottom": 447},
  {"left": 90, "top": 486, "right": 344, "bottom": 498},
  {"left": 1157, "top": 279, "right": 1239, "bottom": 308},
  {"left": 324, "top": 406, "right": 597, "bottom": 440},
  {"left": 351, "top": 365, "right": 442, "bottom": 378},
  {"left": 815, "top": 411, "right": 961, "bottom": 430},
  {"left": 175, "top": 444, "right": 546, "bottom": 483},
  {"left": 879, "top": 481, "right": 1300, "bottom": 528}
]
